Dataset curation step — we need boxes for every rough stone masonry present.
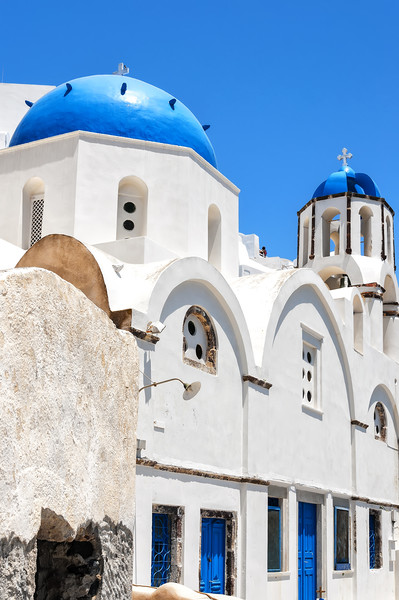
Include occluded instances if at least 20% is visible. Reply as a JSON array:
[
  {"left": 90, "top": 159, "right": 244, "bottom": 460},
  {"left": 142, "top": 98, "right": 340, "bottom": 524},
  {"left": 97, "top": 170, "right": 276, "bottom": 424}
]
[{"left": 0, "top": 267, "right": 139, "bottom": 599}]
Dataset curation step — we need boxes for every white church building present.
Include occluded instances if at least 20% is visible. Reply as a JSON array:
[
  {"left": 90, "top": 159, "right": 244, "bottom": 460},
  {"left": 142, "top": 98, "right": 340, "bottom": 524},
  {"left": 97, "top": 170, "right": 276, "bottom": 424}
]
[{"left": 1, "top": 67, "right": 399, "bottom": 600}]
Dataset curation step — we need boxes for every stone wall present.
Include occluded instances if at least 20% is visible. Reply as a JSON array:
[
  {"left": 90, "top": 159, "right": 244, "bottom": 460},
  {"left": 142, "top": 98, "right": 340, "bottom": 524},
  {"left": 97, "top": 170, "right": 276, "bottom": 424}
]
[{"left": 0, "top": 267, "right": 138, "bottom": 599}]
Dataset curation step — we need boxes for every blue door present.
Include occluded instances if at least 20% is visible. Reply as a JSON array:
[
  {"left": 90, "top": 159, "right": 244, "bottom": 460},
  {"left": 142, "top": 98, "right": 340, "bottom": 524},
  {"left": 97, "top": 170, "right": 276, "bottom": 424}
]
[
  {"left": 200, "top": 518, "right": 226, "bottom": 594},
  {"left": 298, "top": 502, "right": 317, "bottom": 600}
]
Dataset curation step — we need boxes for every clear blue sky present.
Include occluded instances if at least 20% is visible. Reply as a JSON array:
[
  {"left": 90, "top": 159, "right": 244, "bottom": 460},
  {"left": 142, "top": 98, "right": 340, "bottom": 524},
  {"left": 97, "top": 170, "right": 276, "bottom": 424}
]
[{"left": 2, "top": 0, "right": 399, "bottom": 260}]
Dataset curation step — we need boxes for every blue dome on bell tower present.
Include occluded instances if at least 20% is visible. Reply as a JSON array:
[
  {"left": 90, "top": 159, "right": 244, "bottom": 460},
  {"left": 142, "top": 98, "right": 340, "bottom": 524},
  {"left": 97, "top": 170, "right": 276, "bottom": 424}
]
[{"left": 312, "top": 149, "right": 381, "bottom": 199}]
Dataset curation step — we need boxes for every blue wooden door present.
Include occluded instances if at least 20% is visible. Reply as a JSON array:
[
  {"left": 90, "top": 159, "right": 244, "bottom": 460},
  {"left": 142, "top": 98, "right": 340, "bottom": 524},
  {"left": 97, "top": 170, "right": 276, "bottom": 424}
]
[
  {"left": 200, "top": 518, "right": 226, "bottom": 594},
  {"left": 298, "top": 502, "right": 317, "bottom": 600}
]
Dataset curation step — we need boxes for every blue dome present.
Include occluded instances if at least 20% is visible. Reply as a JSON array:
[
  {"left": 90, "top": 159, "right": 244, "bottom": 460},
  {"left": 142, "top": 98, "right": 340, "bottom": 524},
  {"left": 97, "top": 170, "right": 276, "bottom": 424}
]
[
  {"left": 312, "top": 165, "right": 381, "bottom": 198},
  {"left": 10, "top": 75, "right": 217, "bottom": 168}
]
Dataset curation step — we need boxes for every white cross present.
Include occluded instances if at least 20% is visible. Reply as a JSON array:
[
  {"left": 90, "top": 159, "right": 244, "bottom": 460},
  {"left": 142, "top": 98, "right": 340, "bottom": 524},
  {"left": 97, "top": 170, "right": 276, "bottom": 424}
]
[
  {"left": 337, "top": 147, "right": 353, "bottom": 166},
  {"left": 113, "top": 62, "right": 129, "bottom": 76}
]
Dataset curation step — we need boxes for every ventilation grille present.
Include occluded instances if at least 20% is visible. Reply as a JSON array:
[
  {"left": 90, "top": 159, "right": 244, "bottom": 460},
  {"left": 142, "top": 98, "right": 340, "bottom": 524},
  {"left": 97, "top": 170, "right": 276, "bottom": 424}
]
[{"left": 30, "top": 197, "right": 44, "bottom": 247}]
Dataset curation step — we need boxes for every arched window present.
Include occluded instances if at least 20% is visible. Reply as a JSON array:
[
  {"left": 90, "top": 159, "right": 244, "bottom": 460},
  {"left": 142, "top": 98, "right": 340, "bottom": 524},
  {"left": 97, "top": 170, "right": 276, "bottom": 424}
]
[
  {"left": 117, "top": 176, "right": 148, "bottom": 239},
  {"left": 183, "top": 306, "right": 217, "bottom": 374},
  {"left": 322, "top": 208, "right": 340, "bottom": 257},
  {"left": 22, "top": 177, "right": 45, "bottom": 249},
  {"left": 208, "top": 204, "right": 221, "bottom": 270},
  {"left": 386, "top": 215, "right": 392, "bottom": 262},
  {"left": 374, "top": 402, "right": 387, "bottom": 441},
  {"left": 359, "top": 206, "right": 373, "bottom": 257},
  {"left": 302, "top": 217, "right": 309, "bottom": 265},
  {"left": 353, "top": 295, "right": 363, "bottom": 353}
]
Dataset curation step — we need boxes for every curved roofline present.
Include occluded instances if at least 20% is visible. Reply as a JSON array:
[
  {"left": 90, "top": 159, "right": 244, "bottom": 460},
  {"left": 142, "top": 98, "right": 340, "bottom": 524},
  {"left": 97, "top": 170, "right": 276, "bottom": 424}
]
[
  {"left": 262, "top": 268, "right": 355, "bottom": 420},
  {"left": 146, "top": 257, "right": 255, "bottom": 374}
]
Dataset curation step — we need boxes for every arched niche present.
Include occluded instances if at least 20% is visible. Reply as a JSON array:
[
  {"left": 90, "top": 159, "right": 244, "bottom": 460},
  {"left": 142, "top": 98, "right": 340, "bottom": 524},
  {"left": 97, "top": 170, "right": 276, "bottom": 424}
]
[
  {"left": 208, "top": 204, "right": 221, "bottom": 270},
  {"left": 302, "top": 216, "right": 309, "bottom": 265},
  {"left": 117, "top": 176, "right": 148, "bottom": 240},
  {"left": 359, "top": 205, "right": 373, "bottom": 257},
  {"left": 22, "top": 177, "right": 45, "bottom": 249},
  {"left": 368, "top": 386, "right": 399, "bottom": 448},
  {"left": 353, "top": 295, "right": 363, "bottom": 354},
  {"left": 386, "top": 215, "right": 392, "bottom": 263},
  {"left": 318, "top": 266, "right": 351, "bottom": 291},
  {"left": 322, "top": 207, "right": 340, "bottom": 257}
]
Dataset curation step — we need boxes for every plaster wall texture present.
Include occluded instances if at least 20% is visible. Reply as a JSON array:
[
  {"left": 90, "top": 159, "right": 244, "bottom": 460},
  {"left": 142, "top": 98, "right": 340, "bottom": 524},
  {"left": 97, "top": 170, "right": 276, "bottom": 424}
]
[
  {"left": 137, "top": 278, "right": 244, "bottom": 472},
  {"left": 0, "top": 132, "right": 239, "bottom": 276},
  {"left": 0, "top": 83, "right": 54, "bottom": 146},
  {"left": 74, "top": 135, "right": 239, "bottom": 277},
  {"left": 0, "top": 267, "right": 138, "bottom": 599}
]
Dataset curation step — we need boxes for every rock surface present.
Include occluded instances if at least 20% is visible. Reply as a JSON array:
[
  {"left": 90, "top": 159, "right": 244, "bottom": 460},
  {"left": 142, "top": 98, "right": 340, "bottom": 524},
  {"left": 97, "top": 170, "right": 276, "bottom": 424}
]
[{"left": 0, "top": 267, "right": 138, "bottom": 599}]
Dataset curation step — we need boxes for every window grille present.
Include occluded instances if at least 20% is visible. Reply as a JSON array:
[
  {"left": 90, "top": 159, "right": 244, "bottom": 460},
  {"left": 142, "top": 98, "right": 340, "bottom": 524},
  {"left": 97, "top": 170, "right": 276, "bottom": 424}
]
[
  {"left": 369, "top": 513, "right": 376, "bottom": 569},
  {"left": 369, "top": 510, "right": 382, "bottom": 569},
  {"left": 30, "top": 197, "right": 44, "bottom": 247},
  {"left": 151, "top": 513, "right": 171, "bottom": 587}
]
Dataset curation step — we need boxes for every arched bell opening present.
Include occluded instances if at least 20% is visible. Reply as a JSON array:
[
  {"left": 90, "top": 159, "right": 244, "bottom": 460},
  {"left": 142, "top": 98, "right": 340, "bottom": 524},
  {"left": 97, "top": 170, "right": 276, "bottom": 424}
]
[
  {"left": 359, "top": 206, "right": 373, "bottom": 257},
  {"left": 321, "top": 207, "right": 341, "bottom": 257},
  {"left": 386, "top": 215, "right": 393, "bottom": 263},
  {"left": 302, "top": 216, "right": 309, "bottom": 265}
]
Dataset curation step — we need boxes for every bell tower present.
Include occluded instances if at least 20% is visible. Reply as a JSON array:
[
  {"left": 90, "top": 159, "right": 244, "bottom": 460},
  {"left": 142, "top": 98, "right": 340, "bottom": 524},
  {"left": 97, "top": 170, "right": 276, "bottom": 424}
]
[
  {"left": 297, "top": 149, "right": 395, "bottom": 288},
  {"left": 297, "top": 149, "right": 399, "bottom": 356}
]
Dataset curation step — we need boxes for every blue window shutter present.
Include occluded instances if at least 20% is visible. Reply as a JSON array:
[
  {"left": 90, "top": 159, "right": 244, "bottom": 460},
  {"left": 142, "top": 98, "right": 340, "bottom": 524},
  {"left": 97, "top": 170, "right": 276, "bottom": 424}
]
[{"left": 151, "top": 513, "right": 171, "bottom": 586}]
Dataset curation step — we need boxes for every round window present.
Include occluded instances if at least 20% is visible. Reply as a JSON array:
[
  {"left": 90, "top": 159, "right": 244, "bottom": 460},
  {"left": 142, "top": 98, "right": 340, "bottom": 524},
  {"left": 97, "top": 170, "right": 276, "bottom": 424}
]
[
  {"left": 123, "top": 220, "right": 135, "bottom": 231},
  {"left": 124, "top": 202, "right": 136, "bottom": 213},
  {"left": 188, "top": 321, "right": 196, "bottom": 336},
  {"left": 196, "top": 345, "right": 203, "bottom": 360}
]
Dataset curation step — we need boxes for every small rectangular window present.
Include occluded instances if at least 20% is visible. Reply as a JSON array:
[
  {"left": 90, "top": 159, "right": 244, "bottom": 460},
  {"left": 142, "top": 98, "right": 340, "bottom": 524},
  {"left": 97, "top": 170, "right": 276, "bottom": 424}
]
[
  {"left": 268, "top": 498, "right": 281, "bottom": 572},
  {"left": 334, "top": 506, "right": 350, "bottom": 570},
  {"left": 369, "top": 510, "right": 382, "bottom": 569},
  {"left": 301, "top": 325, "right": 323, "bottom": 411}
]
